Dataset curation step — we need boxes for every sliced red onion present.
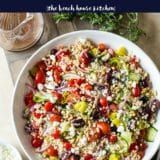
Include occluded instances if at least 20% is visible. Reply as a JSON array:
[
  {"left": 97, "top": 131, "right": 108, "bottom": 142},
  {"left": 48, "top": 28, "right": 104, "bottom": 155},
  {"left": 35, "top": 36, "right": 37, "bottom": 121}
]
[
  {"left": 35, "top": 143, "right": 50, "bottom": 153},
  {"left": 25, "top": 83, "right": 36, "bottom": 94}
]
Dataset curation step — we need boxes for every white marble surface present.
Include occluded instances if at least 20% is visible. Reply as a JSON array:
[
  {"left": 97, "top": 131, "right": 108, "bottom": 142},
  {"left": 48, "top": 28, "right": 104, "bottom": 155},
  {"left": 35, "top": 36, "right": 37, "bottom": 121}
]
[{"left": 0, "top": 49, "right": 27, "bottom": 159}]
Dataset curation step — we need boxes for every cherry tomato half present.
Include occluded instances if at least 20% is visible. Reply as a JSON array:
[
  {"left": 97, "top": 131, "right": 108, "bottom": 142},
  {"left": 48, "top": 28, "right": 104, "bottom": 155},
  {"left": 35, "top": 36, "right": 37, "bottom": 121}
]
[
  {"left": 109, "top": 134, "right": 117, "bottom": 143},
  {"left": 35, "top": 70, "right": 45, "bottom": 85},
  {"left": 31, "top": 137, "right": 43, "bottom": 148},
  {"left": 52, "top": 91, "right": 62, "bottom": 100},
  {"left": 84, "top": 154, "right": 94, "bottom": 160},
  {"left": 46, "top": 146, "right": 58, "bottom": 157},
  {"left": 88, "top": 127, "right": 102, "bottom": 142},
  {"left": 50, "top": 114, "right": 61, "bottom": 122},
  {"left": 33, "top": 112, "right": 42, "bottom": 119},
  {"left": 63, "top": 141, "right": 72, "bottom": 151},
  {"left": 98, "top": 43, "right": 107, "bottom": 52},
  {"left": 132, "top": 84, "right": 141, "bottom": 97},
  {"left": 37, "top": 60, "right": 46, "bottom": 71},
  {"left": 99, "top": 97, "right": 108, "bottom": 107},
  {"left": 84, "top": 83, "right": 93, "bottom": 90},
  {"left": 53, "top": 69, "right": 62, "bottom": 84},
  {"left": 97, "top": 122, "right": 110, "bottom": 135},
  {"left": 44, "top": 102, "right": 54, "bottom": 112},
  {"left": 56, "top": 50, "right": 70, "bottom": 61},
  {"left": 52, "top": 129, "right": 61, "bottom": 139},
  {"left": 24, "top": 92, "right": 35, "bottom": 107}
]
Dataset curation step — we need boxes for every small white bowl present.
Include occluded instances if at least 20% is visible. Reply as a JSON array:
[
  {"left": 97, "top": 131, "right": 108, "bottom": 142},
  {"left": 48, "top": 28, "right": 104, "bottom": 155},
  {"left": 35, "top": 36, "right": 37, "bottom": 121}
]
[
  {"left": 12, "top": 30, "right": 160, "bottom": 160},
  {"left": 0, "top": 141, "right": 22, "bottom": 160}
]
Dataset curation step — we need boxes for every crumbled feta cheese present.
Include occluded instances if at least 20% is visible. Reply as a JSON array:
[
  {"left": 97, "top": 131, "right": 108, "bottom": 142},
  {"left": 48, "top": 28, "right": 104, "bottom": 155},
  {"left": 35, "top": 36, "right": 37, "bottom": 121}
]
[
  {"left": 117, "top": 125, "right": 124, "bottom": 133},
  {"left": 37, "top": 83, "right": 44, "bottom": 91},
  {"left": 132, "top": 81, "right": 137, "bottom": 88},
  {"left": 69, "top": 127, "right": 76, "bottom": 137},
  {"left": 107, "top": 96, "right": 112, "bottom": 101}
]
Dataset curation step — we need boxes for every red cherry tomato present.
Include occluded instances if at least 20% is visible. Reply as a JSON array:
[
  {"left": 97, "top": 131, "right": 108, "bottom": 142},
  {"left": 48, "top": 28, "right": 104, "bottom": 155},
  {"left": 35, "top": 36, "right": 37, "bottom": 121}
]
[
  {"left": 97, "top": 122, "right": 110, "bottom": 135},
  {"left": 50, "top": 114, "right": 61, "bottom": 122},
  {"left": 109, "top": 134, "right": 117, "bottom": 143},
  {"left": 63, "top": 141, "right": 72, "bottom": 150},
  {"left": 98, "top": 43, "right": 107, "bottom": 52},
  {"left": 80, "top": 50, "right": 91, "bottom": 66},
  {"left": 46, "top": 146, "right": 58, "bottom": 156},
  {"left": 35, "top": 70, "right": 45, "bottom": 85},
  {"left": 84, "top": 154, "right": 94, "bottom": 160},
  {"left": 129, "top": 142, "right": 139, "bottom": 152},
  {"left": 52, "top": 91, "right": 62, "bottom": 100},
  {"left": 88, "top": 127, "right": 102, "bottom": 142},
  {"left": 109, "top": 103, "right": 118, "bottom": 112},
  {"left": 44, "top": 102, "right": 54, "bottom": 112},
  {"left": 53, "top": 69, "right": 62, "bottom": 84},
  {"left": 37, "top": 60, "right": 46, "bottom": 71},
  {"left": 56, "top": 50, "right": 70, "bottom": 61},
  {"left": 31, "top": 137, "right": 43, "bottom": 148},
  {"left": 52, "top": 129, "right": 61, "bottom": 139},
  {"left": 24, "top": 92, "right": 35, "bottom": 107},
  {"left": 132, "top": 84, "right": 141, "bottom": 97},
  {"left": 85, "top": 83, "right": 93, "bottom": 90},
  {"left": 68, "top": 79, "right": 75, "bottom": 87},
  {"left": 99, "top": 97, "right": 108, "bottom": 107},
  {"left": 68, "top": 79, "right": 85, "bottom": 87},
  {"left": 33, "top": 112, "right": 42, "bottom": 119}
]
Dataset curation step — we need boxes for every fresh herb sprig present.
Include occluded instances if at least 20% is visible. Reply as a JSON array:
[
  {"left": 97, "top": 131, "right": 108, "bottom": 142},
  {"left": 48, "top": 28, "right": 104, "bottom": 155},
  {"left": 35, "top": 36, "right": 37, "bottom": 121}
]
[{"left": 53, "top": 13, "right": 144, "bottom": 42}]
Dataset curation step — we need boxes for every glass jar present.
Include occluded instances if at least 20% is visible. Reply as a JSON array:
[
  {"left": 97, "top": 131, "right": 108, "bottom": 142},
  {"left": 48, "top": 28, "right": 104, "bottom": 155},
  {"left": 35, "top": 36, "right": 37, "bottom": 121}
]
[{"left": 0, "top": 13, "right": 44, "bottom": 51}]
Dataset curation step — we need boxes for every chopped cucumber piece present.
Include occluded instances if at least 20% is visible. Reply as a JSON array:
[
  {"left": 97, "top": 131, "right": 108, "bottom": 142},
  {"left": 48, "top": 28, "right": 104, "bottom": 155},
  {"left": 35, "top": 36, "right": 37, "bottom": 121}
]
[
  {"left": 121, "top": 131, "right": 132, "bottom": 145},
  {"left": 110, "top": 137, "right": 129, "bottom": 154},
  {"left": 146, "top": 126, "right": 158, "bottom": 142},
  {"left": 129, "top": 72, "right": 140, "bottom": 81}
]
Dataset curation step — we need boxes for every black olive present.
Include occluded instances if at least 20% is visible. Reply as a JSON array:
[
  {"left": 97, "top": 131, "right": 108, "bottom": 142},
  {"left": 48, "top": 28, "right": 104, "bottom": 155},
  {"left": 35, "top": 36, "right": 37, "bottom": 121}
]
[
  {"left": 149, "top": 99, "right": 160, "bottom": 112},
  {"left": 69, "top": 154, "right": 80, "bottom": 160},
  {"left": 139, "top": 78, "right": 149, "bottom": 88},
  {"left": 24, "top": 123, "right": 32, "bottom": 134},
  {"left": 139, "top": 96, "right": 149, "bottom": 104},
  {"left": 72, "top": 118, "right": 85, "bottom": 128},
  {"left": 22, "top": 109, "right": 30, "bottom": 119},
  {"left": 111, "top": 125, "right": 117, "bottom": 132},
  {"left": 91, "top": 109, "right": 101, "bottom": 120},
  {"left": 50, "top": 48, "right": 58, "bottom": 55},
  {"left": 106, "top": 70, "right": 112, "bottom": 84},
  {"left": 97, "top": 85, "right": 105, "bottom": 90}
]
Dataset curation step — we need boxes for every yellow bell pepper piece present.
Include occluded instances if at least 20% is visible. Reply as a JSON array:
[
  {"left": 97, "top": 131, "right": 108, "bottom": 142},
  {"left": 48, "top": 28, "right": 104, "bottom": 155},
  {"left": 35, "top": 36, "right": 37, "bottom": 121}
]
[
  {"left": 74, "top": 101, "right": 88, "bottom": 113},
  {"left": 116, "top": 46, "right": 128, "bottom": 56},
  {"left": 109, "top": 154, "right": 120, "bottom": 160},
  {"left": 49, "top": 156, "right": 59, "bottom": 160},
  {"left": 109, "top": 112, "right": 121, "bottom": 127},
  {"left": 91, "top": 48, "right": 100, "bottom": 56}
]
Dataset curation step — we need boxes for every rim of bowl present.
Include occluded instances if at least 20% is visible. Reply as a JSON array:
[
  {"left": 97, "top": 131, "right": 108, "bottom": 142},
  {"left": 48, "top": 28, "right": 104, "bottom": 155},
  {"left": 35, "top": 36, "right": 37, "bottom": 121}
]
[{"left": 12, "top": 30, "right": 160, "bottom": 160}]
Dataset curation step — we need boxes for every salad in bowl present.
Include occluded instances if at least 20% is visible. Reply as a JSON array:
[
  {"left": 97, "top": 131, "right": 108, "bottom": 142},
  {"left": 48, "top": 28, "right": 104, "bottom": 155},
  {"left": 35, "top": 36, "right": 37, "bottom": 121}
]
[{"left": 22, "top": 38, "right": 160, "bottom": 160}]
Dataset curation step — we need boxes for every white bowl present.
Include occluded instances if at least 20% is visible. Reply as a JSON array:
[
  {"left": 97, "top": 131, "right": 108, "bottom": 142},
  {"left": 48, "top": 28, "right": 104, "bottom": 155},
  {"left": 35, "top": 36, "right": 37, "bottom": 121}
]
[{"left": 12, "top": 30, "right": 160, "bottom": 160}]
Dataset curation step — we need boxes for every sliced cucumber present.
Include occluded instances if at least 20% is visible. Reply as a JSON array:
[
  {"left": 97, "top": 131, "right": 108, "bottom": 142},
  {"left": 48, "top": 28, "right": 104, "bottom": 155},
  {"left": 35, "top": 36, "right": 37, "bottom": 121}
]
[
  {"left": 110, "top": 137, "right": 129, "bottom": 154},
  {"left": 121, "top": 131, "right": 132, "bottom": 145},
  {"left": 129, "top": 72, "right": 140, "bottom": 81},
  {"left": 146, "top": 126, "right": 158, "bottom": 142}
]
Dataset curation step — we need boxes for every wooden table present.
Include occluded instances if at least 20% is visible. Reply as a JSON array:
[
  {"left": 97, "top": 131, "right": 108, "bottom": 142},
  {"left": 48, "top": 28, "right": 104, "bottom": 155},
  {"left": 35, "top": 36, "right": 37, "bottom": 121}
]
[{"left": 3, "top": 13, "right": 160, "bottom": 160}]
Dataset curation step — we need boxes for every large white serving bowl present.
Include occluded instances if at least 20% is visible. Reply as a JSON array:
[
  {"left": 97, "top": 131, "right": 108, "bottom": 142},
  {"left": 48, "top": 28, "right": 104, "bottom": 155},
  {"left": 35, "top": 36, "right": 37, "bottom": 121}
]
[{"left": 12, "top": 30, "right": 160, "bottom": 160}]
